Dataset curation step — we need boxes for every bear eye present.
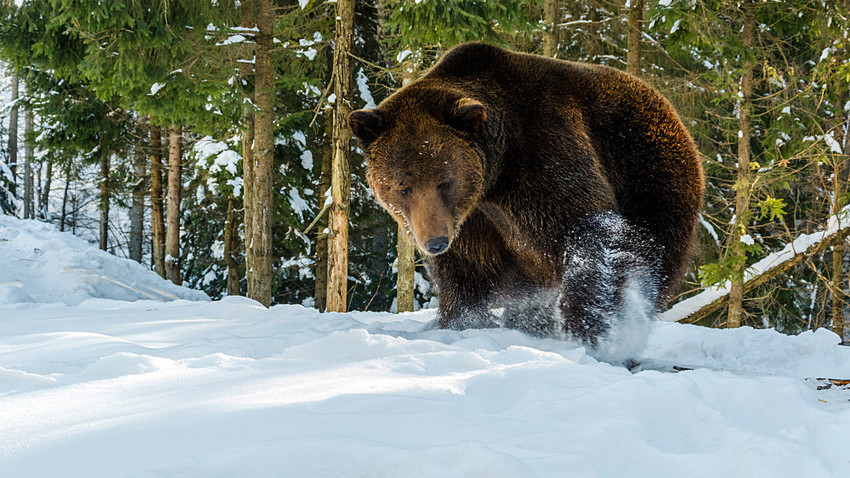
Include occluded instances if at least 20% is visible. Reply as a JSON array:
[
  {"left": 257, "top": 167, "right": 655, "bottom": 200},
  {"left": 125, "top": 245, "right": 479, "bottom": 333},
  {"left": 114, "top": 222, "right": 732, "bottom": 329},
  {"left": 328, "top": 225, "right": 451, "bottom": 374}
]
[
  {"left": 437, "top": 181, "right": 451, "bottom": 191},
  {"left": 400, "top": 187, "right": 412, "bottom": 197}
]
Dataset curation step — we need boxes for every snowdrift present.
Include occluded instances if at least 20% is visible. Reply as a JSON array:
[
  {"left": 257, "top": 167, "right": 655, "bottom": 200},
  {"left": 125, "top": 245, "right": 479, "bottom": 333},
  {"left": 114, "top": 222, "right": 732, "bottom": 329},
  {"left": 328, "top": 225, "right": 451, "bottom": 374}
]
[
  {"left": 0, "top": 215, "right": 208, "bottom": 305},
  {"left": 1, "top": 214, "right": 849, "bottom": 477}
]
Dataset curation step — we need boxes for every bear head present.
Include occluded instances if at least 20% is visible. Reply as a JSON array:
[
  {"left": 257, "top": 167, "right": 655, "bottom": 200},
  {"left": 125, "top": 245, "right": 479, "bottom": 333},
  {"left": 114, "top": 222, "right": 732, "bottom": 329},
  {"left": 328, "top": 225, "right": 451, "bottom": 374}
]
[{"left": 349, "top": 90, "right": 487, "bottom": 256}]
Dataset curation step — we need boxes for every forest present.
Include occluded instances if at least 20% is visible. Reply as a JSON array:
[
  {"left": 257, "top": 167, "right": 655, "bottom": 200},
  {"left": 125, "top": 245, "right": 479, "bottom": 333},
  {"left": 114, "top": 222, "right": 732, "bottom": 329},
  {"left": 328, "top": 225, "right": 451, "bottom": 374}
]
[{"left": 0, "top": 0, "right": 848, "bottom": 341}]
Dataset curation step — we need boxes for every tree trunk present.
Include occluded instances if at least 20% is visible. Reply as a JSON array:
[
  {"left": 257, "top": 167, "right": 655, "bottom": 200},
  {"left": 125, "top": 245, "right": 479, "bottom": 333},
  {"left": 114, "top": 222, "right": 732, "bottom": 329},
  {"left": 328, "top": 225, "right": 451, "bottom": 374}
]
[
  {"left": 240, "top": 0, "right": 256, "bottom": 293},
  {"left": 129, "top": 144, "right": 146, "bottom": 263},
  {"left": 71, "top": 190, "right": 77, "bottom": 234},
  {"left": 39, "top": 160, "right": 52, "bottom": 220},
  {"left": 8, "top": 72, "right": 18, "bottom": 193},
  {"left": 586, "top": 1, "right": 601, "bottom": 62},
  {"left": 397, "top": 226, "right": 416, "bottom": 312},
  {"left": 727, "top": 0, "right": 755, "bottom": 329},
  {"left": 36, "top": 162, "right": 42, "bottom": 216},
  {"left": 626, "top": 0, "right": 645, "bottom": 77},
  {"left": 166, "top": 126, "right": 182, "bottom": 285},
  {"left": 834, "top": 84, "right": 849, "bottom": 341},
  {"left": 60, "top": 163, "right": 70, "bottom": 232},
  {"left": 249, "top": 0, "right": 275, "bottom": 307},
  {"left": 326, "top": 0, "right": 356, "bottom": 313},
  {"left": 150, "top": 125, "right": 167, "bottom": 278},
  {"left": 542, "top": 0, "right": 559, "bottom": 58},
  {"left": 23, "top": 109, "right": 33, "bottom": 219},
  {"left": 395, "top": 68, "right": 417, "bottom": 313},
  {"left": 98, "top": 144, "right": 109, "bottom": 251},
  {"left": 225, "top": 198, "right": 241, "bottom": 295},
  {"left": 314, "top": 116, "right": 333, "bottom": 312}
]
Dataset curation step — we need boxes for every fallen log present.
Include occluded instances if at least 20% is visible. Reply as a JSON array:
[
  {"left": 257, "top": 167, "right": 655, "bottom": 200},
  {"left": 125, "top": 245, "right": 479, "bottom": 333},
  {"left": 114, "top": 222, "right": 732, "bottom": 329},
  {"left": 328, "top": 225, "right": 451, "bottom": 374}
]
[{"left": 661, "top": 209, "right": 850, "bottom": 324}]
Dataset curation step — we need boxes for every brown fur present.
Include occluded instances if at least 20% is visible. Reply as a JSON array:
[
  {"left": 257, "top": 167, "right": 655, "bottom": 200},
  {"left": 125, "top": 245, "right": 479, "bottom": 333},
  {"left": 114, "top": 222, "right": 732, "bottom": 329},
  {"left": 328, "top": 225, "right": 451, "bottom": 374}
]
[{"left": 349, "top": 43, "right": 704, "bottom": 344}]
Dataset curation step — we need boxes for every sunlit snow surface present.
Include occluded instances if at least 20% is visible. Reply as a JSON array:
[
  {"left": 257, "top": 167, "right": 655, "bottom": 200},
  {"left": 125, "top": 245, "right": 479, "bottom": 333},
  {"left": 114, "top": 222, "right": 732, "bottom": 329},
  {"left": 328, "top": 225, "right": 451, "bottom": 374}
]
[
  {"left": 2, "top": 217, "right": 850, "bottom": 477},
  {"left": 0, "top": 216, "right": 208, "bottom": 305}
]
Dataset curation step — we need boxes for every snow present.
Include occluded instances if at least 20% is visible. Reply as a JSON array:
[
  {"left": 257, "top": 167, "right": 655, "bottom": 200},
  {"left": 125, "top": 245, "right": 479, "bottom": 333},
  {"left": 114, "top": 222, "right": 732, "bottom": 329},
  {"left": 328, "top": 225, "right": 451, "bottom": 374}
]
[
  {"left": 396, "top": 49, "right": 413, "bottom": 63},
  {"left": 699, "top": 214, "right": 719, "bottom": 245},
  {"left": 193, "top": 136, "right": 241, "bottom": 177},
  {"left": 356, "top": 68, "right": 376, "bottom": 109},
  {"left": 0, "top": 216, "right": 208, "bottom": 305},
  {"left": 2, "top": 216, "right": 850, "bottom": 477},
  {"left": 215, "top": 34, "right": 247, "bottom": 47},
  {"left": 287, "top": 186, "right": 310, "bottom": 218},
  {"left": 300, "top": 149, "right": 313, "bottom": 170},
  {"left": 148, "top": 82, "right": 164, "bottom": 96},
  {"left": 670, "top": 19, "right": 682, "bottom": 34}
]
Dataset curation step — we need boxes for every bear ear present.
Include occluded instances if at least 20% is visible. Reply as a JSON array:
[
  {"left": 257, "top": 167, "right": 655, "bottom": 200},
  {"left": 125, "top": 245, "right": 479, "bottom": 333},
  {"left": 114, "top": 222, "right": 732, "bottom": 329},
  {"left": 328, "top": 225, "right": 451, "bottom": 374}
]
[
  {"left": 348, "top": 109, "right": 383, "bottom": 145},
  {"left": 450, "top": 98, "right": 487, "bottom": 133}
]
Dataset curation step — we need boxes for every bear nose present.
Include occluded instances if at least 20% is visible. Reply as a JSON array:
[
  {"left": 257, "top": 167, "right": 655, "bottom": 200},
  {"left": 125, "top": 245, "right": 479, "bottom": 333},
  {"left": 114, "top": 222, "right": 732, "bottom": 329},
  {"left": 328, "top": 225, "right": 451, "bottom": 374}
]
[{"left": 424, "top": 236, "right": 449, "bottom": 254}]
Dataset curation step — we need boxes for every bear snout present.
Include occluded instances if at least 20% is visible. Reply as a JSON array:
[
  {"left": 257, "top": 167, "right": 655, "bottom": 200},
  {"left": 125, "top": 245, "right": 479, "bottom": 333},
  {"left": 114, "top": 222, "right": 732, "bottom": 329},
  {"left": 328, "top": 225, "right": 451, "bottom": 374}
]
[{"left": 424, "top": 236, "right": 450, "bottom": 254}]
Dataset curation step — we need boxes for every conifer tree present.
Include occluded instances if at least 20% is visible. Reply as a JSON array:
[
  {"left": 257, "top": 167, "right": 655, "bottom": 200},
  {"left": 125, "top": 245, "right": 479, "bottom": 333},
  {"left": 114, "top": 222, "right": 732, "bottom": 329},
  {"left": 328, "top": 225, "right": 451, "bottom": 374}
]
[
  {"left": 727, "top": 0, "right": 756, "bottom": 328},
  {"left": 7, "top": 70, "right": 17, "bottom": 190},
  {"left": 627, "top": 0, "right": 645, "bottom": 77},
  {"left": 150, "top": 125, "right": 166, "bottom": 277},
  {"left": 248, "top": 0, "right": 276, "bottom": 306},
  {"left": 327, "top": 0, "right": 356, "bottom": 313}
]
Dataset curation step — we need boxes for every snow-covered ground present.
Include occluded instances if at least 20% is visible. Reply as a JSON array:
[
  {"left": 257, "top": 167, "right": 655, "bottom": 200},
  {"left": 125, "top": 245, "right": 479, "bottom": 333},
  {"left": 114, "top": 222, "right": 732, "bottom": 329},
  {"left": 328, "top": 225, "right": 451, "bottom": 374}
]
[
  {"left": 0, "top": 215, "right": 208, "bottom": 304},
  {"left": 2, "top": 216, "right": 850, "bottom": 477}
]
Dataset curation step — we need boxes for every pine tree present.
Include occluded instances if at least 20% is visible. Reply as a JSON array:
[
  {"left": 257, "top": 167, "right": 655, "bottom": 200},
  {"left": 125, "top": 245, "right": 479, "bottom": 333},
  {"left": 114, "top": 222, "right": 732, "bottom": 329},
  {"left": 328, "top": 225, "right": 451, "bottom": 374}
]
[
  {"left": 22, "top": 107, "right": 32, "bottom": 219},
  {"left": 7, "top": 69, "right": 17, "bottom": 191},
  {"left": 727, "top": 0, "right": 756, "bottom": 328},
  {"left": 149, "top": 125, "right": 167, "bottom": 277},
  {"left": 542, "top": 0, "right": 560, "bottom": 58},
  {"left": 626, "top": 0, "right": 644, "bottom": 77},
  {"left": 327, "top": 0, "right": 356, "bottom": 313},
  {"left": 166, "top": 126, "right": 183, "bottom": 284},
  {"left": 247, "top": 0, "right": 276, "bottom": 307}
]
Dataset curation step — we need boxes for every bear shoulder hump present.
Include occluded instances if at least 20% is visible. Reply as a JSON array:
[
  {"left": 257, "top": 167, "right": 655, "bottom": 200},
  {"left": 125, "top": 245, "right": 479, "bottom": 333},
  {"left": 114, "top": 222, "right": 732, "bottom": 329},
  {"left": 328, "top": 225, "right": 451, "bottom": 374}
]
[{"left": 430, "top": 43, "right": 508, "bottom": 77}]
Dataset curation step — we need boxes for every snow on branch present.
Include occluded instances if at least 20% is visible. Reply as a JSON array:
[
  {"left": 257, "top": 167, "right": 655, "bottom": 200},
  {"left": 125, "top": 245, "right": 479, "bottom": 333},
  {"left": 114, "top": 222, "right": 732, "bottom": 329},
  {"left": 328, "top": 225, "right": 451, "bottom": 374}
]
[{"left": 661, "top": 206, "right": 850, "bottom": 323}]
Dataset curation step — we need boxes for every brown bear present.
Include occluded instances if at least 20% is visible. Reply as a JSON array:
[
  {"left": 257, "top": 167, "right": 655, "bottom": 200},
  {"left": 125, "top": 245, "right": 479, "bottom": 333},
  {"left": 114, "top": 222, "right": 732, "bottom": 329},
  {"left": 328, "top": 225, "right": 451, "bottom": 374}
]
[{"left": 349, "top": 42, "right": 704, "bottom": 364}]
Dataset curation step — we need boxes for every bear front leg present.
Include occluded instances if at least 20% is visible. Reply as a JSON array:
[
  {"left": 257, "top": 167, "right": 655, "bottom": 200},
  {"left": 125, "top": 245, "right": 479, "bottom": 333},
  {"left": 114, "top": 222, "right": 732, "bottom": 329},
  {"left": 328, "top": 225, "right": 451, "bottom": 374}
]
[
  {"left": 558, "top": 212, "right": 659, "bottom": 364},
  {"left": 430, "top": 251, "right": 500, "bottom": 329}
]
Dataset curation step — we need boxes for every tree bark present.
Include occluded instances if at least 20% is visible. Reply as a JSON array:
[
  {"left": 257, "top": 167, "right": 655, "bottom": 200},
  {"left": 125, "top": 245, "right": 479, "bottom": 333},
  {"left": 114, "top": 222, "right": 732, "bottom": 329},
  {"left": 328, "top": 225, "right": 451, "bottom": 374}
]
[
  {"left": 248, "top": 0, "right": 275, "bottom": 307},
  {"left": 225, "top": 198, "right": 241, "bottom": 295},
  {"left": 326, "top": 0, "right": 356, "bottom": 313},
  {"left": 397, "top": 226, "right": 416, "bottom": 312},
  {"left": 314, "top": 115, "right": 333, "bottom": 311},
  {"left": 542, "top": 0, "right": 559, "bottom": 58},
  {"left": 36, "top": 162, "right": 42, "bottom": 216},
  {"left": 24, "top": 109, "right": 33, "bottom": 219},
  {"left": 98, "top": 143, "right": 109, "bottom": 251},
  {"left": 150, "top": 125, "right": 166, "bottom": 278},
  {"left": 834, "top": 83, "right": 849, "bottom": 341},
  {"left": 60, "top": 163, "right": 70, "bottom": 232},
  {"left": 395, "top": 68, "right": 417, "bottom": 313},
  {"left": 129, "top": 144, "right": 146, "bottom": 263},
  {"left": 166, "top": 126, "right": 182, "bottom": 285},
  {"left": 8, "top": 72, "right": 18, "bottom": 193},
  {"left": 39, "top": 160, "right": 52, "bottom": 219},
  {"left": 240, "top": 0, "right": 256, "bottom": 293},
  {"left": 626, "top": 0, "right": 645, "bottom": 77},
  {"left": 585, "top": 1, "right": 601, "bottom": 62},
  {"left": 727, "top": 0, "right": 755, "bottom": 329}
]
